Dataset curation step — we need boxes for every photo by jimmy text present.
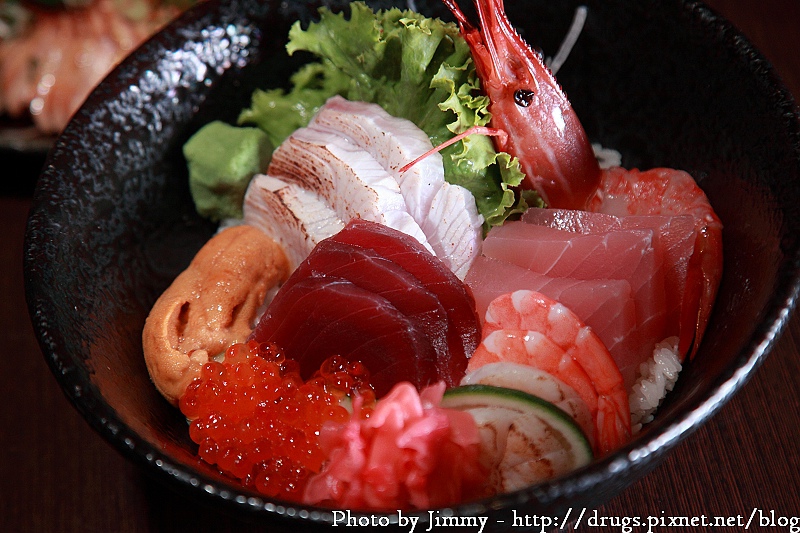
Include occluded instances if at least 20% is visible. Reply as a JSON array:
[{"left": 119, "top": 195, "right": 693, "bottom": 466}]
[{"left": 331, "top": 510, "right": 489, "bottom": 533}]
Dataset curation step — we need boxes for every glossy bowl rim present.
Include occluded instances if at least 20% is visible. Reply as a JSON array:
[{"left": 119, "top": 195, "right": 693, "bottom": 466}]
[{"left": 24, "top": 0, "right": 800, "bottom": 524}]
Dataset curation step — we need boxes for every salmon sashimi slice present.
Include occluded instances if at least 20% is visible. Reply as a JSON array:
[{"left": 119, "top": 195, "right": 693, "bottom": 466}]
[
  {"left": 465, "top": 256, "right": 640, "bottom": 368},
  {"left": 482, "top": 220, "right": 668, "bottom": 388},
  {"left": 250, "top": 276, "right": 437, "bottom": 397},
  {"left": 523, "top": 208, "right": 699, "bottom": 358}
]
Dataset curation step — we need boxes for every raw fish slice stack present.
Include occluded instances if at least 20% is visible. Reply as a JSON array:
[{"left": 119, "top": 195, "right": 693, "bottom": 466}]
[
  {"left": 253, "top": 275, "right": 439, "bottom": 394},
  {"left": 309, "top": 95, "right": 442, "bottom": 223},
  {"left": 466, "top": 206, "right": 700, "bottom": 390},
  {"left": 465, "top": 256, "right": 638, "bottom": 364},
  {"left": 330, "top": 219, "right": 482, "bottom": 373},
  {"left": 478, "top": 220, "right": 665, "bottom": 387},
  {"left": 522, "top": 208, "right": 699, "bottom": 356},
  {"left": 244, "top": 96, "right": 483, "bottom": 279},
  {"left": 279, "top": 238, "right": 452, "bottom": 362},
  {"left": 270, "top": 126, "right": 432, "bottom": 250},
  {"left": 250, "top": 219, "right": 481, "bottom": 397},
  {"left": 310, "top": 96, "right": 484, "bottom": 279},
  {"left": 243, "top": 175, "right": 344, "bottom": 269}
]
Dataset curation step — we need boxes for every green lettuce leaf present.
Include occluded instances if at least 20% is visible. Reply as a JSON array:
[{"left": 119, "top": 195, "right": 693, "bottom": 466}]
[
  {"left": 237, "top": 62, "right": 351, "bottom": 148},
  {"left": 238, "top": 1, "right": 538, "bottom": 227}
]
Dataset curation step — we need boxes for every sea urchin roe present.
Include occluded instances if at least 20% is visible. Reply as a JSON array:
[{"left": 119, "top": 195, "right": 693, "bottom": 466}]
[{"left": 179, "top": 340, "right": 376, "bottom": 500}]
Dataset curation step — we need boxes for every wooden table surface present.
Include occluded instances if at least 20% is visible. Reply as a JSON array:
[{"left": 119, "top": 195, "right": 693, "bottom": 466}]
[{"left": 2, "top": 1, "right": 799, "bottom": 531}]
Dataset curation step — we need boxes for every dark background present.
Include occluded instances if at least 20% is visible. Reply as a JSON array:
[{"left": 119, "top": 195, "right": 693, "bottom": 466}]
[{"left": 2, "top": 0, "right": 799, "bottom": 531}]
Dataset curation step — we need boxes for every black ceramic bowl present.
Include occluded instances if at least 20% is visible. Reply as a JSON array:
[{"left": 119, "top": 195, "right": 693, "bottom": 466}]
[{"left": 23, "top": 0, "right": 800, "bottom": 529}]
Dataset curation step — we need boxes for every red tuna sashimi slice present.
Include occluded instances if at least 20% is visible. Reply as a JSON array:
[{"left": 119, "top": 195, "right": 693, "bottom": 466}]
[
  {"left": 329, "top": 219, "right": 480, "bottom": 380},
  {"left": 250, "top": 276, "right": 437, "bottom": 397},
  {"left": 465, "top": 256, "right": 640, "bottom": 365},
  {"left": 281, "top": 238, "right": 452, "bottom": 381},
  {"left": 483, "top": 221, "right": 667, "bottom": 388},
  {"left": 470, "top": 290, "right": 631, "bottom": 455},
  {"left": 523, "top": 208, "right": 699, "bottom": 357}
]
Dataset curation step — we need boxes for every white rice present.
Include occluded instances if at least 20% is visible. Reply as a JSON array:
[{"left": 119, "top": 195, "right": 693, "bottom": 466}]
[
  {"left": 629, "top": 337, "right": 682, "bottom": 433},
  {"left": 592, "top": 143, "right": 623, "bottom": 169}
]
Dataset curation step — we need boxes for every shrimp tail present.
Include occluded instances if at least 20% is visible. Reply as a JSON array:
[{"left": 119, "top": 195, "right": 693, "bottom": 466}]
[{"left": 690, "top": 222, "right": 723, "bottom": 359}]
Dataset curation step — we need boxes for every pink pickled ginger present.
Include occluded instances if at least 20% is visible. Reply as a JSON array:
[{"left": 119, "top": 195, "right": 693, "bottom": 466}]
[{"left": 303, "top": 382, "right": 488, "bottom": 510}]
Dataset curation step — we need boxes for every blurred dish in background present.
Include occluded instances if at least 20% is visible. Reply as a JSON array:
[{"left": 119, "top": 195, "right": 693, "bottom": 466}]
[{"left": 0, "top": 0, "right": 196, "bottom": 147}]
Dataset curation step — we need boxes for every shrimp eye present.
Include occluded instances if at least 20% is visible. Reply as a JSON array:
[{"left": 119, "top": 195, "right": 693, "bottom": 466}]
[{"left": 514, "top": 89, "right": 535, "bottom": 107}]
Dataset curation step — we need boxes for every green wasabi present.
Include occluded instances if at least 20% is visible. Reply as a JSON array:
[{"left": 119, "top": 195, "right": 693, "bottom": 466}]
[{"left": 183, "top": 121, "right": 273, "bottom": 221}]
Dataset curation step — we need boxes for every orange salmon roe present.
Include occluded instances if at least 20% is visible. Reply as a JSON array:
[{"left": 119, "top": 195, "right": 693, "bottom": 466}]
[{"left": 179, "top": 340, "right": 376, "bottom": 500}]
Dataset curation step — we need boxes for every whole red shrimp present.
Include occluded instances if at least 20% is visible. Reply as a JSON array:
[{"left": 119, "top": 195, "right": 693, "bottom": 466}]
[
  {"left": 445, "top": 0, "right": 722, "bottom": 359},
  {"left": 443, "top": 0, "right": 601, "bottom": 210}
]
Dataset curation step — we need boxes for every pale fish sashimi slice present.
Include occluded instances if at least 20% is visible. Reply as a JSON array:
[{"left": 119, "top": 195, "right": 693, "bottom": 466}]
[
  {"left": 522, "top": 207, "right": 699, "bottom": 358},
  {"left": 310, "top": 96, "right": 483, "bottom": 278},
  {"left": 268, "top": 126, "right": 433, "bottom": 252},
  {"left": 465, "top": 256, "right": 640, "bottom": 365},
  {"left": 242, "top": 174, "right": 344, "bottom": 270},
  {"left": 482, "top": 221, "right": 668, "bottom": 389},
  {"left": 461, "top": 361, "right": 595, "bottom": 449},
  {"left": 422, "top": 183, "right": 483, "bottom": 280},
  {"left": 309, "top": 95, "right": 442, "bottom": 222}
]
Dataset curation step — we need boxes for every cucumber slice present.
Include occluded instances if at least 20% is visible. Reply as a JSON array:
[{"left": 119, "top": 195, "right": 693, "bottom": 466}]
[
  {"left": 460, "top": 362, "right": 595, "bottom": 449},
  {"left": 442, "top": 384, "right": 593, "bottom": 493}
]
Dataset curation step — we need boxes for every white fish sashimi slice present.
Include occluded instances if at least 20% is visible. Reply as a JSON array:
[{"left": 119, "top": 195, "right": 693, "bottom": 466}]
[
  {"left": 271, "top": 128, "right": 404, "bottom": 214},
  {"left": 269, "top": 126, "right": 434, "bottom": 253},
  {"left": 423, "top": 183, "right": 483, "bottom": 280},
  {"left": 310, "top": 96, "right": 483, "bottom": 278},
  {"left": 243, "top": 174, "right": 344, "bottom": 270},
  {"left": 461, "top": 361, "right": 595, "bottom": 449},
  {"left": 310, "top": 95, "right": 443, "bottom": 223}
]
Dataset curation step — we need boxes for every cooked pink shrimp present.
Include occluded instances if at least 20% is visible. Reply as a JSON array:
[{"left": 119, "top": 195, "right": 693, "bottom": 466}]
[
  {"left": 445, "top": 0, "right": 722, "bottom": 358},
  {"left": 469, "top": 290, "right": 630, "bottom": 456}
]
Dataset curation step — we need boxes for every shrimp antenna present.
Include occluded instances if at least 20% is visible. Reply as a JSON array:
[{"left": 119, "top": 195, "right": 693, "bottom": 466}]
[
  {"left": 399, "top": 126, "right": 509, "bottom": 174},
  {"left": 546, "top": 6, "right": 588, "bottom": 75}
]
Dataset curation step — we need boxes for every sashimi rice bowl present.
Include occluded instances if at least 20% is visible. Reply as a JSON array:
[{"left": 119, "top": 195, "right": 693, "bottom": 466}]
[{"left": 24, "top": 0, "right": 800, "bottom": 525}]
